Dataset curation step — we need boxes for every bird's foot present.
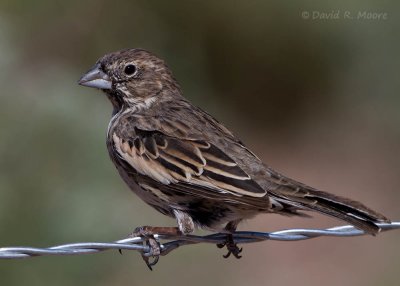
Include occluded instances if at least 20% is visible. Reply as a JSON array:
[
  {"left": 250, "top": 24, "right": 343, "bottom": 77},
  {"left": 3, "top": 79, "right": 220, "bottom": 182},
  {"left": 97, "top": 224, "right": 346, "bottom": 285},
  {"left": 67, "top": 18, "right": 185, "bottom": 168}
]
[
  {"left": 217, "top": 233, "right": 243, "bottom": 259},
  {"left": 128, "top": 226, "right": 181, "bottom": 270},
  {"left": 129, "top": 226, "right": 161, "bottom": 270}
]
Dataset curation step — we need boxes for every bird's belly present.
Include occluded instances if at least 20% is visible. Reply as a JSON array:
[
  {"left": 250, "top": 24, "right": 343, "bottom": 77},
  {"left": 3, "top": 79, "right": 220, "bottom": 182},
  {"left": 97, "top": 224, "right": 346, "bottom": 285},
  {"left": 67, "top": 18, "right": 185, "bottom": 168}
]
[{"left": 135, "top": 178, "right": 260, "bottom": 230}]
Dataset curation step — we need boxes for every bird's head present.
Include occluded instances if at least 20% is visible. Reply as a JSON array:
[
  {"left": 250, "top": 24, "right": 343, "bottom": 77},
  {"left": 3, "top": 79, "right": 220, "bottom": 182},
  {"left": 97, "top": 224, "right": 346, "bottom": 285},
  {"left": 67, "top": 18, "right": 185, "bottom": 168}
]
[{"left": 79, "top": 49, "right": 181, "bottom": 112}]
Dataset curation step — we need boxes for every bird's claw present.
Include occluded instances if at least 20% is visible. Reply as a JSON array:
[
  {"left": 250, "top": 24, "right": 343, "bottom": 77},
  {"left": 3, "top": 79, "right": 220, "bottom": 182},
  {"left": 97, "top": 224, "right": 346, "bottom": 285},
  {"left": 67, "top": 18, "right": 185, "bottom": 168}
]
[
  {"left": 217, "top": 234, "right": 243, "bottom": 259},
  {"left": 141, "top": 253, "right": 160, "bottom": 270},
  {"left": 129, "top": 226, "right": 162, "bottom": 270}
]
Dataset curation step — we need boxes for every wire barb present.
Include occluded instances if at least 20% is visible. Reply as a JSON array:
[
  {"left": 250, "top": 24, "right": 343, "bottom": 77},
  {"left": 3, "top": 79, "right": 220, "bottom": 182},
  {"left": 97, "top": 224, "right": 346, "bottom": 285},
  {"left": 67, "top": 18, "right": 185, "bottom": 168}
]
[{"left": 1, "top": 222, "right": 398, "bottom": 266}]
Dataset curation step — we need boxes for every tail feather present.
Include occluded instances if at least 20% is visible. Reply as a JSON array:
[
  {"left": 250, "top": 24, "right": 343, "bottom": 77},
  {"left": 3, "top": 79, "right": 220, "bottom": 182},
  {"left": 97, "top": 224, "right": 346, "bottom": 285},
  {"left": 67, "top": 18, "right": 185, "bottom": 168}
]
[{"left": 270, "top": 186, "right": 390, "bottom": 235}]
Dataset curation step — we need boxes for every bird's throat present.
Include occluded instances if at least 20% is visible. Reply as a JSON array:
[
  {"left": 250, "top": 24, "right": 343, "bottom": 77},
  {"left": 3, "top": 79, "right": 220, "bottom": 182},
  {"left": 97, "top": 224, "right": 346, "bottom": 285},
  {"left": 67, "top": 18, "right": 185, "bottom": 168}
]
[{"left": 105, "top": 90, "right": 125, "bottom": 116}]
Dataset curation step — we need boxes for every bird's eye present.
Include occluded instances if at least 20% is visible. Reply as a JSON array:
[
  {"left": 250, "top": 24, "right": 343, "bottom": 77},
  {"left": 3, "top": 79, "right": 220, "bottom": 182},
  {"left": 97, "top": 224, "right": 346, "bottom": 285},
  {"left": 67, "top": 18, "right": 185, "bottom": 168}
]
[{"left": 124, "top": 64, "right": 137, "bottom": 76}]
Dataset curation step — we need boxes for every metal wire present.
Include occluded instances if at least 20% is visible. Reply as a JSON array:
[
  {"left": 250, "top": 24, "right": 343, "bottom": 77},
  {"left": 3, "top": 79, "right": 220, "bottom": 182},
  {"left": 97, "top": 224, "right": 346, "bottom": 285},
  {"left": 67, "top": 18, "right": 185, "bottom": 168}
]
[{"left": 0, "top": 222, "right": 398, "bottom": 260}]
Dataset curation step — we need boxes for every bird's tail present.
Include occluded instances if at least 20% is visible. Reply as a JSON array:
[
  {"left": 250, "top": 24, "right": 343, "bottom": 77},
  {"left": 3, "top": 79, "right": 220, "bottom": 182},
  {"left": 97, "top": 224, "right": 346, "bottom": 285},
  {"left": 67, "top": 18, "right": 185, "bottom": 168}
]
[{"left": 269, "top": 183, "right": 390, "bottom": 235}]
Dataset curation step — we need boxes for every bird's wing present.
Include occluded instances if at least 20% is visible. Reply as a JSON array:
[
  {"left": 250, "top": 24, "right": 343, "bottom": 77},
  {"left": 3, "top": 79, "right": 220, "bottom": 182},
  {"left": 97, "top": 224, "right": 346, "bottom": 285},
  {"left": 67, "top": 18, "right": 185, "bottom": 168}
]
[{"left": 111, "top": 128, "right": 268, "bottom": 201}]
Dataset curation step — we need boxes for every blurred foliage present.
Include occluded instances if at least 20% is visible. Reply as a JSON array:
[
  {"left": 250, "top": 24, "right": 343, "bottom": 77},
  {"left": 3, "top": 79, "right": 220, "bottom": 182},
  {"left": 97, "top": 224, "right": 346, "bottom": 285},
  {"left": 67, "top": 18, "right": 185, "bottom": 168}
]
[{"left": 0, "top": 1, "right": 399, "bottom": 286}]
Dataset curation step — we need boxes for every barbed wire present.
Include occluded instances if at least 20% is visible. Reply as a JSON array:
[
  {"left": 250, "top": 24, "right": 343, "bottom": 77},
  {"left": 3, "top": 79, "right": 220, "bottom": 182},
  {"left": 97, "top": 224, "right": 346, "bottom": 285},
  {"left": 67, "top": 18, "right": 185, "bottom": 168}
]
[{"left": 1, "top": 222, "right": 398, "bottom": 267}]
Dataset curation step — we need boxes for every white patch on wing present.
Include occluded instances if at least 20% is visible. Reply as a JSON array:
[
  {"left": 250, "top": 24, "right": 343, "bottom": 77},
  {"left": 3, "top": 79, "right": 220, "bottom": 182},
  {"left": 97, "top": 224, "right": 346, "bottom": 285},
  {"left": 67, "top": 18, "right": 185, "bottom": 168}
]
[
  {"left": 113, "top": 133, "right": 177, "bottom": 185},
  {"left": 113, "top": 132, "right": 266, "bottom": 199},
  {"left": 189, "top": 178, "right": 233, "bottom": 195}
]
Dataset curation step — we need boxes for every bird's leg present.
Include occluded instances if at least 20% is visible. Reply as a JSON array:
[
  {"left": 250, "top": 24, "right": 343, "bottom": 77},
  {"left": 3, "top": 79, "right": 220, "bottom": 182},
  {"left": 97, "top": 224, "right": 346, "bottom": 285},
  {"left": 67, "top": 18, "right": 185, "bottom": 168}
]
[
  {"left": 128, "top": 226, "right": 181, "bottom": 270},
  {"left": 217, "top": 220, "right": 243, "bottom": 259}
]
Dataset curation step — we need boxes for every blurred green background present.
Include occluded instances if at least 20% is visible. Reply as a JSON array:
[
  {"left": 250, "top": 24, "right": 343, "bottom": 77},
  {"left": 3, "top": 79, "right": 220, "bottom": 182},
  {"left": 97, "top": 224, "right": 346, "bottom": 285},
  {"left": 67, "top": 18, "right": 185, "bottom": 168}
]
[{"left": 0, "top": 0, "right": 399, "bottom": 285}]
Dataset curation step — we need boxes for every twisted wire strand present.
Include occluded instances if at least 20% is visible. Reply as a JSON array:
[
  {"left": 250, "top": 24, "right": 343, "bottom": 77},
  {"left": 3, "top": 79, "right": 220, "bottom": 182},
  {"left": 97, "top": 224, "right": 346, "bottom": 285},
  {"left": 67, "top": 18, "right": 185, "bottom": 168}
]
[{"left": 0, "top": 222, "right": 398, "bottom": 259}]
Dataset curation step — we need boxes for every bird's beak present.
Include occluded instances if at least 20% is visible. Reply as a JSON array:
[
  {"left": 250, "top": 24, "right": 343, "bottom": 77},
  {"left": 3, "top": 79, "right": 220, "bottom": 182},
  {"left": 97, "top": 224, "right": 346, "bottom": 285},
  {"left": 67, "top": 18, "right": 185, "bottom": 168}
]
[{"left": 78, "top": 63, "right": 112, "bottom": 90}]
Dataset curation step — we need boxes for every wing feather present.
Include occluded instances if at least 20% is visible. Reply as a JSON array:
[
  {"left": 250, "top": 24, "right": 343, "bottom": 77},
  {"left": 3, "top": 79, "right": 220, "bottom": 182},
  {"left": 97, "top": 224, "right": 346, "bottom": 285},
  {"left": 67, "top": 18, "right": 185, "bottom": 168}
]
[{"left": 112, "top": 130, "right": 266, "bottom": 198}]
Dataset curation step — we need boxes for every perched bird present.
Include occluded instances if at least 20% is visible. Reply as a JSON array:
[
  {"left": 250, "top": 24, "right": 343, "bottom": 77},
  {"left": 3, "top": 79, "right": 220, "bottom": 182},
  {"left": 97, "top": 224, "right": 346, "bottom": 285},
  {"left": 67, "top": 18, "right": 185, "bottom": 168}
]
[{"left": 79, "top": 48, "right": 389, "bottom": 264}]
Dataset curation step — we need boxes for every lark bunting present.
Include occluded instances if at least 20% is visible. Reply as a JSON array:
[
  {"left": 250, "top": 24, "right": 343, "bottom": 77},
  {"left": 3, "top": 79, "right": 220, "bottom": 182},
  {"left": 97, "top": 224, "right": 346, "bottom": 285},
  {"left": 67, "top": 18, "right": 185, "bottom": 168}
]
[{"left": 79, "top": 48, "right": 389, "bottom": 261}]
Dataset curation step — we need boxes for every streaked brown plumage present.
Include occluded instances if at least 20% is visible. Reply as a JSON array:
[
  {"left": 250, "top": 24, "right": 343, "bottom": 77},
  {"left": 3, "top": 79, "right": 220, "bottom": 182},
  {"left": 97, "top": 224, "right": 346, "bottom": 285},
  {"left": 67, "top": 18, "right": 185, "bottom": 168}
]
[{"left": 79, "top": 48, "right": 389, "bottom": 255}]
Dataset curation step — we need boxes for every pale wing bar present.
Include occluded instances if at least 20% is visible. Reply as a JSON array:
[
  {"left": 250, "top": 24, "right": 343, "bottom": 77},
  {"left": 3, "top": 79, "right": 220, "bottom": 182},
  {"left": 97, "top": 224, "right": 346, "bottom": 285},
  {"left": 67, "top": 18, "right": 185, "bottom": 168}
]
[{"left": 113, "top": 131, "right": 266, "bottom": 198}]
